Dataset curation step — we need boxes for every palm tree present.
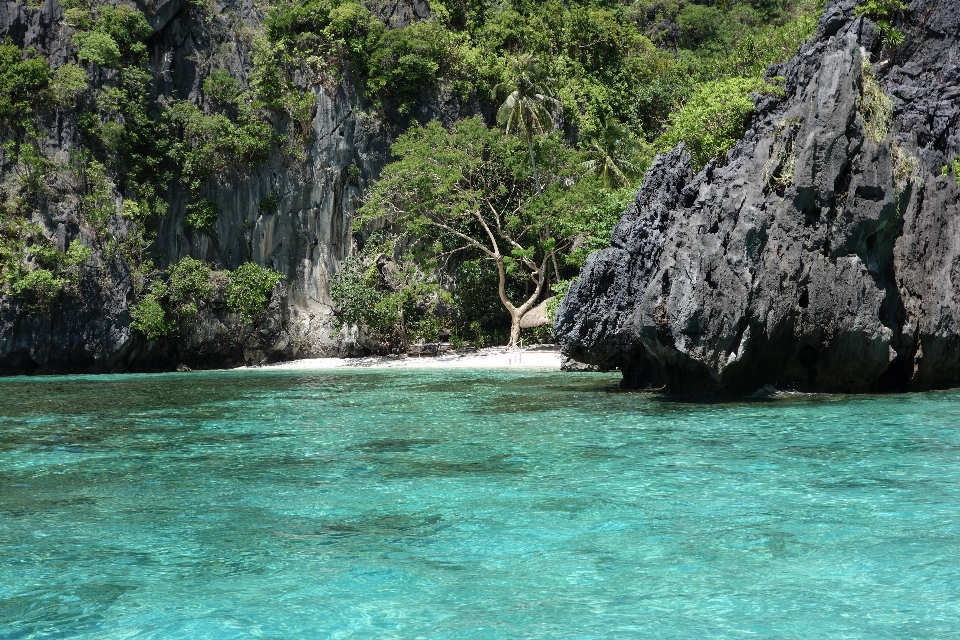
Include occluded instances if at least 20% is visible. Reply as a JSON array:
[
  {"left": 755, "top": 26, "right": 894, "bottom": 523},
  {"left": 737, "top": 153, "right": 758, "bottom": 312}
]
[
  {"left": 581, "top": 119, "right": 645, "bottom": 189},
  {"left": 493, "top": 55, "right": 561, "bottom": 195}
]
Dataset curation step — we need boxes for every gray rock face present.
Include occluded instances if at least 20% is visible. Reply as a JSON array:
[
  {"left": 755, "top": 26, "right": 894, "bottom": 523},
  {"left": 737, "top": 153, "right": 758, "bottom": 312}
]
[
  {"left": 556, "top": 0, "right": 960, "bottom": 395},
  {"left": 0, "top": 0, "right": 451, "bottom": 373}
]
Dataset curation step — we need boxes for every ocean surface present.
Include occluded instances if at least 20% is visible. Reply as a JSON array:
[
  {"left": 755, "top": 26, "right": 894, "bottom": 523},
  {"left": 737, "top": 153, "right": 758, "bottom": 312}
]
[{"left": 1, "top": 368, "right": 960, "bottom": 639}]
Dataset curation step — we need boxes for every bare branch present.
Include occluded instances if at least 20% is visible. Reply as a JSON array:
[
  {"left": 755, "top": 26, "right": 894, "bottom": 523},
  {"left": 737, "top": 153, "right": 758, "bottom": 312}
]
[
  {"left": 472, "top": 210, "right": 501, "bottom": 257},
  {"left": 427, "top": 217, "right": 496, "bottom": 258}
]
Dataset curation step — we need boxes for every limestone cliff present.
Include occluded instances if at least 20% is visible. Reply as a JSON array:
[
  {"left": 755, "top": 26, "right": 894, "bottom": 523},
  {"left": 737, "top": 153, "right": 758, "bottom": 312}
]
[
  {"left": 556, "top": 0, "right": 960, "bottom": 394},
  {"left": 0, "top": 0, "right": 450, "bottom": 373}
]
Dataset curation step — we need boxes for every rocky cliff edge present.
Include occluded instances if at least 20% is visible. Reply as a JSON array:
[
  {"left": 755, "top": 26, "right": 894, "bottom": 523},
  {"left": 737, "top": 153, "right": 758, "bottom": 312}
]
[{"left": 556, "top": 0, "right": 960, "bottom": 395}]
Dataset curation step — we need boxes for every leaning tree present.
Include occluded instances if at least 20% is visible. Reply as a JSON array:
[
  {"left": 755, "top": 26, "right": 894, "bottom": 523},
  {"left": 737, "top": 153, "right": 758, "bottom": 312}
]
[{"left": 357, "top": 117, "right": 591, "bottom": 348}]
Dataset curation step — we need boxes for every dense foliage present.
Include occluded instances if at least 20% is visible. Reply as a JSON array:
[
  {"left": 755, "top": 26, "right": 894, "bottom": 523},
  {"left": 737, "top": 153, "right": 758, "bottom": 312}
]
[
  {"left": 334, "top": 0, "right": 825, "bottom": 347},
  {"left": 0, "top": 0, "right": 832, "bottom": 350},
  {"left": 661, "top": 77, "right": 776, "bottom": 171},
  {"left": 130, "top": 258, "right": 284, "bottom": 339}
]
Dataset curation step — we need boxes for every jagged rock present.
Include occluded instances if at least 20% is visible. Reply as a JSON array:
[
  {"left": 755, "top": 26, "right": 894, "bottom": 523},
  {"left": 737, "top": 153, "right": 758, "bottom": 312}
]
[
  {"left": 556, "top": 0, "right": 960, "bottom": 395},
  {"left": 559, "top": 356, "right": 600, "bottom": 373}
]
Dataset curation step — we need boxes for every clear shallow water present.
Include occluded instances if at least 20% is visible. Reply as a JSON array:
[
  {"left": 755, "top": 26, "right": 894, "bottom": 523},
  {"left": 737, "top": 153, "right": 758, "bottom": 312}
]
[{"left": 1, "top": 369, "right": 960, "bottom": 639}]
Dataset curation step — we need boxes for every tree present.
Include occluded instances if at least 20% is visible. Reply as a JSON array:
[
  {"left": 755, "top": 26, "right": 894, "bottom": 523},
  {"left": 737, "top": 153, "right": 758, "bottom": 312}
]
[
  {"left": 358, "top": 117, "right": 584, "bottom": 348},
  {"left": 581, "top": 118, "right": 650, "bottom": 189},
  {"left": 493, "top": 55, "right": 561, "bottom": 195}
]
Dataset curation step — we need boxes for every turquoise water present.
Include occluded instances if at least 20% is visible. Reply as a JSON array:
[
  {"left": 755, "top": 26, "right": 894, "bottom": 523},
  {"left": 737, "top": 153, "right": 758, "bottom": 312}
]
[{"left": 1, "top": 369, "right": 960, "bottom": 639}]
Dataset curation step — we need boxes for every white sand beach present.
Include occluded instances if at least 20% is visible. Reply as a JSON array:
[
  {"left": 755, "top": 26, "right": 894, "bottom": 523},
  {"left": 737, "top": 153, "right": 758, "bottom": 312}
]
[{"left": 240, "top": 344, "right": 563, "bottom": 371}]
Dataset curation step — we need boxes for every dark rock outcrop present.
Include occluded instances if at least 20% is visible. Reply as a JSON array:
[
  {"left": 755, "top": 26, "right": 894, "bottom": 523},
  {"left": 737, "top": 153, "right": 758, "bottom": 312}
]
[{"left": 556, "top": 0, "right": 960, "bottom": 395}]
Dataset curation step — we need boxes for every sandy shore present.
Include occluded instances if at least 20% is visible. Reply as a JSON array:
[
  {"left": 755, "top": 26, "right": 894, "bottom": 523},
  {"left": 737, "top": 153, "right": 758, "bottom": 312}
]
[{"left": 241, "top": 344, "right": 563, "bottom": 371}]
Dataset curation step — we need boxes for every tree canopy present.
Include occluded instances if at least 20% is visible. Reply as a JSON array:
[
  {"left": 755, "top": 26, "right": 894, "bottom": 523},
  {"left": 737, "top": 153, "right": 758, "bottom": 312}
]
[{"left": 354, "top": 117, "right": 613, "bottom": 347}]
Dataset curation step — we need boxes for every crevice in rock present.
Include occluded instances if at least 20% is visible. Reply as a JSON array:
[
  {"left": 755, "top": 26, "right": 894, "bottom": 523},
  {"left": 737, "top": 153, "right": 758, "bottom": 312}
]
[{"left": 727, "top": 317, "right": 750, "bottom": 357}]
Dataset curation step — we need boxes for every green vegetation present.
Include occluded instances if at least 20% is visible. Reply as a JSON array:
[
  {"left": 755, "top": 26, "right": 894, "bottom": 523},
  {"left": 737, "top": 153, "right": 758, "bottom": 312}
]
[
  {"left": 855, "top": 0, "right": 907, "bottom": 49},
  {"left": 336, "top": 0, "right": 824, "bottom": 348},
  {"left": 355, "top": 117, "right": 632, "bottom": 347},
  {"left": 660, "top": 77, "right": 771, "bottom": 171},
  {"left": 129, "top": 281, "right": 171, "bottom": 339},
  {"left": 581, "top": 120, "right": 650, "bottom": 189},
  {"left": 330, "top": 237, "right": 452, "bottom": 350},
  {"left": 129, "top": 258, "right": 283, "bottom": 339},
  {"left": 73, "top": 4, "right": 151, "bottom": 69},
  {"left": 226, "top": 262, "right": 284, "bottom": 321},
  {"left": 71, "top": 2, "right": 174, "bottom": 222},
  {"left": 367, "top": 21, "right": 456, "bottom": 116},
  {"left": 494, "top": 55, "right": 562, "bottom": 194},
  {"left": 0, "top": 43, "right": 56, "bottom": 134},
  {"left": 545, "top": 278, "right": 575, "bottom": 322},
  {"left": 2, "top": 0, "right": 825, "bottom": 349},
  {"left": 255, "top": 0, "right": 821, "bottom": 140},
  {"left": 0, "top": 217, "right": 91, "bottom": 309},
  {"left": 860, "top": 61, "right": 892, "bottom": 143},
  {"left": 184, "top": 199, "right": 219, "bottom": 232},
  {"left": 170, "top": 100, "right": 272, "bottom": 190},
  {"left": 1, "top": 1, "right": 285, "bottom": 315},
  {"left": 941, "top": 157, "right": 960, "bottom": 188}
]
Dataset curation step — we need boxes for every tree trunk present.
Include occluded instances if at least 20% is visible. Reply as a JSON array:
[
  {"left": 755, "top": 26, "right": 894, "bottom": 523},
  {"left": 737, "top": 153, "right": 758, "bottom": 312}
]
[
  {"left": 525, "top": 125, "right": 542, "bottom": 195},
  {"left": 509, "top": 311, "right": 522, "bottom": 349},
  {"left": 397, "top": 306, "right": 408, "bottom": 351},
  {"left": 495, "top": 254, "right": 548, "bottom": 349}
]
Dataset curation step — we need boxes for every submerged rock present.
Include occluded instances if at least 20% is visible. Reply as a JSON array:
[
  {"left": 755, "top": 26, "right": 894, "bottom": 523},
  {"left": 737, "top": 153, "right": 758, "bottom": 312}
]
[{"left": 556, "top": 0, "right": 960, "bottom": 395}]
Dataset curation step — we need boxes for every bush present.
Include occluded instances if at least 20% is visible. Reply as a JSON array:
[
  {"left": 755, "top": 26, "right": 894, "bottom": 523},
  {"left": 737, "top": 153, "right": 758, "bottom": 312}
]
[
  {"left": 676, "top": 5, "right": 724, "bottom": 48},
  {"left": 367, "top": 21, "right": 454, "bottom": 114},
  {"left": 184, "top": 198, "right": 219, "bottom": 231},
  {"left": 129, "top": 258, "right": 218, "bottom": 337},
  {"left": 259, "top": 193, "right": 279, "bottom": 214},
  {"left": 329, "top": 254, "right": 390, "bottom": 330},
  {"left": 12, "top": 269, "right": 67, "bottom": 308},
  {"left": 75, "top": 31, "right": 122, "bottom": 69},
  {"left": 129, "top": 281, "right": 170, "bottom": 340},
  {"left": 203, "top": 69, "right": 241, "bottom": 107},
  {"left": 170, "top": 99, "right": 273, "bottom": 184},
  {"left": 659, "top": 77, "right": 767, "bottom": 171},
  {"left": 327, "top": 1, "right": 384, "bottom": 75},
  {"left": 81, "top": 160, "right": 116, "bottom": 229},
  {"left": 10, "top": 269, "right": 66, "bottom": 307},
  {"left": 722, "top": 7, "right": 819, "bottom": 77},
  {"left": 50, "top": 64, "right": 88, "bottom": 108},
  {"left": 167, "top": 257, "right": 213, "bottom": 318},
  {"left": 74, "top": 4, "right": 151, "bottom": 69},
  {"left": 0, "top": 217, "right": 91, "bottom": 309},
  {"left": 226, "top": 262, "right": 283, "bottom": 321},
  {"left": 0, "top": 43, "right": 52, "bottom": 132},
  {"left": 64, "top": 241, "right": 92, "bottom": 268}
]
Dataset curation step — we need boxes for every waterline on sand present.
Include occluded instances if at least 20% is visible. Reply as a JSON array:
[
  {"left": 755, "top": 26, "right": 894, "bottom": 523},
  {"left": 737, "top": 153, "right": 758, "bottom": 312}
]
[{"left": 239, "top": 344, "right": 563, "bottom": 370}]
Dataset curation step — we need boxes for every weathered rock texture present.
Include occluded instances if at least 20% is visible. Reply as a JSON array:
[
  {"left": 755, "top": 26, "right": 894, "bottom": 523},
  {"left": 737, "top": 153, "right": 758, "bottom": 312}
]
[
  {"left": 0, "top": 0, "right": 459, "bottom": 373},
  {"left": 556, "top": 0, "right": 960, "bottom": 394}
]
